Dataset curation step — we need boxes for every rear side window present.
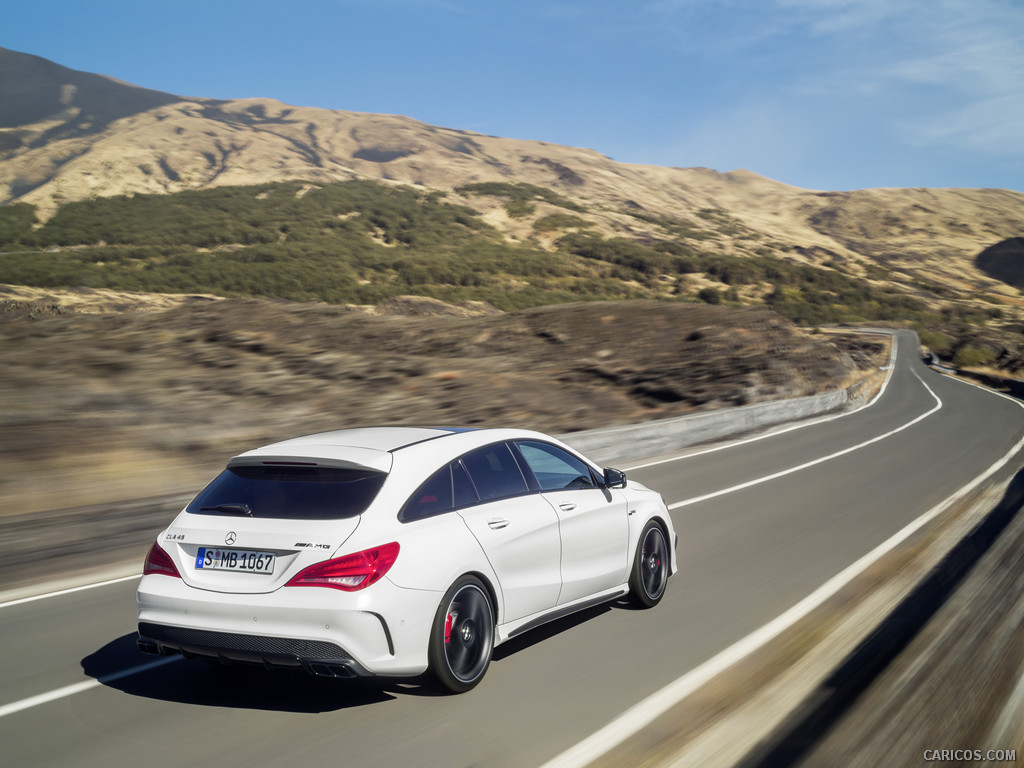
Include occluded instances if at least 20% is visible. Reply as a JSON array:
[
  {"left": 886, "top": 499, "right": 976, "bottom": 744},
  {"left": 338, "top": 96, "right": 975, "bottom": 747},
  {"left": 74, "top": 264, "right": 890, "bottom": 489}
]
[
  {"left": 187, "top": 465, "right": 386, "bottom": 520},
  {"left": 400, "top": 461, "right": 481, "bottom": 522},
  {"left": 401, "top": 464, "right": 454, "bottom": 522},
  {"left": 516, "top": 441, "right": 597, "bottom": 491},
  {"left": 461, "top": 443, "right": 529, "bottom": 501}
]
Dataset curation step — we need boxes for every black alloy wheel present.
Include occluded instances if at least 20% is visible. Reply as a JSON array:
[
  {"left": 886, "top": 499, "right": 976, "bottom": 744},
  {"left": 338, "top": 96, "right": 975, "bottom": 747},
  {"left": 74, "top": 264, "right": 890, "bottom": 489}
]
[
  {"left": 427, "top": 576, "right": 495, "bottom": 693},
  {"left": 629, "top": 521, "right": 669, "bottom": 608}
]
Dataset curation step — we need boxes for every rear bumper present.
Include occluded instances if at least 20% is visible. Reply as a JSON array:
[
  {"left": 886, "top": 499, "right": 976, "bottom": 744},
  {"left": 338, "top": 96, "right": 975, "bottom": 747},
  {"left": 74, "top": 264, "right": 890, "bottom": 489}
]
[
  {"left": 136, "top": 572, "right": 441, "bottom": 677},
  {"left": 137, "top": 621, "right": 372, "bottom": 678}
]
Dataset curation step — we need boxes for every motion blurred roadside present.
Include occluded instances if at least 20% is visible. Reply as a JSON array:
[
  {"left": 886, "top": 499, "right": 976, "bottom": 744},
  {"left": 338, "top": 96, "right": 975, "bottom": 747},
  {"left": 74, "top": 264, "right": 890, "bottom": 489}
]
[{"left": 0, "top": 288, "right": 888, "bottom": 592}]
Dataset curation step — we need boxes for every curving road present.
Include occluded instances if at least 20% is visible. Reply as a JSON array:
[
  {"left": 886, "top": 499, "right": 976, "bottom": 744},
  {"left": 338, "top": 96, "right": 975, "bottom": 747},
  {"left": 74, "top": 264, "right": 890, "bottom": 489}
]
[{"left": 3, "top": 330, "right": 1024, "bottom": 768}]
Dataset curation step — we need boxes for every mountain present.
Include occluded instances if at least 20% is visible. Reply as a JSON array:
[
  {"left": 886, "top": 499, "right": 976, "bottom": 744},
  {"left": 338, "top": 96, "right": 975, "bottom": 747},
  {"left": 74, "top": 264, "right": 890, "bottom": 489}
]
[
  {"left": 0, "top": 47, "right": 179, "bottom": 141},
  {"left": 1, "top": 47, "right": 1024, "bottom": 305}
]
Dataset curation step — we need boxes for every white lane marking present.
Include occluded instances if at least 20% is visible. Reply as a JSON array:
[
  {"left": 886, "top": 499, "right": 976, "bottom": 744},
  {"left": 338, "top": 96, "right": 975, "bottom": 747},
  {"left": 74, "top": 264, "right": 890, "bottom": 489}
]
[
  {"left": 0, "top": 574, "right": 142, "bottom": 611},
  {"left": 667, "top": 367, "right": 941, "bottom": 510},
  {"left": 624, "top": 331, "right": 899, "bottom": 471},
  {"left": 541, "top": 397, "right": 1024, "bottom": 768},
  {"left": 0, "top": 656, "right": 180, "bottom": 719}
]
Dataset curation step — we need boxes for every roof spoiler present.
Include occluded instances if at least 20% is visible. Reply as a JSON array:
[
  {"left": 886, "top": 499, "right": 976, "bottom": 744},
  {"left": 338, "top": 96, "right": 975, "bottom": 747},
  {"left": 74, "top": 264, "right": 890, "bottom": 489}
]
[{"left": 227, "top": 449, "right": 392, "bottom": 474}]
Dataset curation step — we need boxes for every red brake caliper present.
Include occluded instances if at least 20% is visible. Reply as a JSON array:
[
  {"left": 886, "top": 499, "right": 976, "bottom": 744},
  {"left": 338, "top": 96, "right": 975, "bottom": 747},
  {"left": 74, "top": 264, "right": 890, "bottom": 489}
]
[{"left": 444, "top": 613, "right": 453, "bottom": 644}]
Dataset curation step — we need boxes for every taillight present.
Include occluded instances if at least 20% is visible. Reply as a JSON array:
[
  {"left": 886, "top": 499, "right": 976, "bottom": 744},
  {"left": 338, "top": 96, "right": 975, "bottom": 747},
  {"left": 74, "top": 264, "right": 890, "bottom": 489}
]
[
  {"left": 286, "top": 542, "right": 400, "bottom": 591},
  {"left": 143, "top": 542, "right": 181, "bottom": 578}
]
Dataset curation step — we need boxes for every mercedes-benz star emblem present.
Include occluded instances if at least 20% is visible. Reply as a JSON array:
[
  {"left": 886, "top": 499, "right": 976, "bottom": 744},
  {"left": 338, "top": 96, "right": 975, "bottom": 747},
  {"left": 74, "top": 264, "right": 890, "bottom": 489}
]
[{"left": 225, "top": 531, "right": 237, "bottom": 545}]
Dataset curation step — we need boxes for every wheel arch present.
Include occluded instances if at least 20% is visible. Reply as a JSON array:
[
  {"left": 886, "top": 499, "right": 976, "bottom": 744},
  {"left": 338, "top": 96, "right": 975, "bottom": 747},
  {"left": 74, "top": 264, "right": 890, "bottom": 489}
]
[{"left": 462, "top": 569, "right": 501, "bottom": 627}]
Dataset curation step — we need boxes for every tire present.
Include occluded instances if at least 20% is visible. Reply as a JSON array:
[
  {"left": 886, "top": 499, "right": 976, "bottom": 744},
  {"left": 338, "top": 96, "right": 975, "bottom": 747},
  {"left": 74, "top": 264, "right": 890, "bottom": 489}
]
[
  {"left": 629, "top": 521, "right": 669, "bottom": 608},
  {"left": 427, "top": 576, "right": 495, "bottom": 694}
]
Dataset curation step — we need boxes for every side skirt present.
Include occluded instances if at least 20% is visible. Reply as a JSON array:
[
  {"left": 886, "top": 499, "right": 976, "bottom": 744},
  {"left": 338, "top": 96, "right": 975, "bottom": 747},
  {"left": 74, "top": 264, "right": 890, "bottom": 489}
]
[{"left": 497, "top": 585, "right": 629, "bottom": 644}]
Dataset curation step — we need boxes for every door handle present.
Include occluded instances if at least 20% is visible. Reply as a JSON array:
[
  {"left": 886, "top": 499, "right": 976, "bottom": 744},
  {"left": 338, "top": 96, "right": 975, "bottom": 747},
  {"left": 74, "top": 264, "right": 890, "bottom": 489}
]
[
  {"left": 559, "top": 503, "right": 577, "bottom": 512},
  {"left": 487, "top": 518, "right": 510, "bottom": 529}
]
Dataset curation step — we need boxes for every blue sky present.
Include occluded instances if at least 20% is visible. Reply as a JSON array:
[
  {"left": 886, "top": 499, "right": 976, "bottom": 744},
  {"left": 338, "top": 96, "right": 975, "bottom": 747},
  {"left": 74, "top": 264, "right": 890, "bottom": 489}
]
[{"left": 5, "top": 0, "right": 1024, "bottom": 192}]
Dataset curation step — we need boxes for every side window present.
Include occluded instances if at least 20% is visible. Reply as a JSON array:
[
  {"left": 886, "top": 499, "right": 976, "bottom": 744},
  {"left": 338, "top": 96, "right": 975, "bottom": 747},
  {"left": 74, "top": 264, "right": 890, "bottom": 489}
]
[
  {"left": 400, "top": 464, "right": 454, "bottom": 522},
  {"left": 516, "top": 441, "right": 597, "bottom": 491},
  {"left": 461, "top": 443, "right": 530, "bottom": 502}
]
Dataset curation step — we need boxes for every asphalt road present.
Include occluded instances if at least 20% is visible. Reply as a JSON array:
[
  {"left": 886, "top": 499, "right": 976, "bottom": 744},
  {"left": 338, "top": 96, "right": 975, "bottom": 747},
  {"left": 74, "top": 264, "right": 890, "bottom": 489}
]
[{"left": 3, "top": 330, "right": 1023, "bottom": 768}]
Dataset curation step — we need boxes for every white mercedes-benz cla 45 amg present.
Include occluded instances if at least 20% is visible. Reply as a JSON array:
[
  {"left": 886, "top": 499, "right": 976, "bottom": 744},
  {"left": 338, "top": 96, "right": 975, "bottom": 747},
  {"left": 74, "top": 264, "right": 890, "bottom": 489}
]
[{"left": 137, "top": 427, "right": 677, "bottom": 693}]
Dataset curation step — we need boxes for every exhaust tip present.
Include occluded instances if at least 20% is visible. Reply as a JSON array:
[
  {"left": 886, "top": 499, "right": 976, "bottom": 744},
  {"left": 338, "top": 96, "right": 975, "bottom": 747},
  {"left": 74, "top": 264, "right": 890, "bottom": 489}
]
[{"left": 309, "top": 663, "right": 355, "bottom": 678}]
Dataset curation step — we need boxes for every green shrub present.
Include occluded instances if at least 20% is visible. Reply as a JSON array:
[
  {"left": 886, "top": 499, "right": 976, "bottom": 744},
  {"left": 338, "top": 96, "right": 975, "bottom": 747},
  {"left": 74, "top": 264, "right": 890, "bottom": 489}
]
[
  {"left": 918, "top": 330, "right": 949, "bottom": 351},
  {"left": 0, "top": 203, "right": 37, "bottom": 244},
  {"left": 505, "top": 200, "right": 536, "bottom": 219},
  {"left": 953, "top": 345, "right": 997, "bottom": 368}
]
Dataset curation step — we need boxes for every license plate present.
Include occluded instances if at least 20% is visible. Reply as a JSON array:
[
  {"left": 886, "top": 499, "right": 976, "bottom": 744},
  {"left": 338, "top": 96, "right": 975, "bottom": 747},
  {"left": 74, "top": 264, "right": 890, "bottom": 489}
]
[{"left": 196, "top": 547, "right": 275, "bottom": 574}]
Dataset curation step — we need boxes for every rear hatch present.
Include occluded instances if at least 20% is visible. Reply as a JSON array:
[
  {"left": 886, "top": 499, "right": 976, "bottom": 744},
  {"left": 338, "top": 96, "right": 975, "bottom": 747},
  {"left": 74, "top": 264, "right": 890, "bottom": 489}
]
[{"left": 163, "top": 458, "right": 388, "bottom": 594}]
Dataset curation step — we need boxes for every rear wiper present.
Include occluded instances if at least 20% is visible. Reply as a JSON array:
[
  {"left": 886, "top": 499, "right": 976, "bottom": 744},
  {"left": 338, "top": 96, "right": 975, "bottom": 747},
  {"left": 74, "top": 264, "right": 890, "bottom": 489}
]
[{"left": 200, "top": 503, "right": 253, "bottom": 516}]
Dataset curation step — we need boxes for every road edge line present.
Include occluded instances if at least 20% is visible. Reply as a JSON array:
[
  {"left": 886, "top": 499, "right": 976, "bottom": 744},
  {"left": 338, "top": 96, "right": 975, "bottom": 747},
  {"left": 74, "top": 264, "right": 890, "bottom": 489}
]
[
  {"left": 0, "top": 656, "right": 180, "bottom": 719},
  {"left": 0, "top": 573, "right": 141, "bottom": 610}
]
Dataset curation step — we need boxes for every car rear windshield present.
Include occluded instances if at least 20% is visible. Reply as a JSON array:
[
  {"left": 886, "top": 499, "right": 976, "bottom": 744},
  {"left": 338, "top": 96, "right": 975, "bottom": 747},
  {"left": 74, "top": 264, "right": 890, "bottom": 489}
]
[{"left": 186, "top": 465, "right": 387, "bottom": 520}]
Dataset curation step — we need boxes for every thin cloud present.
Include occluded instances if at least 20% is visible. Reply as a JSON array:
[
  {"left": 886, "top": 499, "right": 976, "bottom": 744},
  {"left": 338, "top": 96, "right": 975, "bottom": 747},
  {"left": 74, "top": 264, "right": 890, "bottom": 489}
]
[
  {"left": 759, "top": 2, "right": 1023, "bottom": 159},
  {"left": 775, "top": 0, "right": 897, "bottom": 35},
  {"left": 903, "top": 94, "right": 1024, "bottom": 157},
  {"left": 639, "top": 0, "right": 1023, "bottom": 187}
]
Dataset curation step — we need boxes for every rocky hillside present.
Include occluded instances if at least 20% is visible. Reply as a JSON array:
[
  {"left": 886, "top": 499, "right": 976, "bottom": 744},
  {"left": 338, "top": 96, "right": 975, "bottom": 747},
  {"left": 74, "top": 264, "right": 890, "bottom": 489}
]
[{"left": 2, "top": 47, "right": 1023, "bottom": 300}]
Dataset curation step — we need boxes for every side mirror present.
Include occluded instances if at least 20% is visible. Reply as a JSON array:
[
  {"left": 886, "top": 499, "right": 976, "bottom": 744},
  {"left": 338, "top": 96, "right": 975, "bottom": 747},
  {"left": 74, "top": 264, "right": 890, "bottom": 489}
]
[{"left": 603, "top": 468, "right": 627, "bottom": 489}]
